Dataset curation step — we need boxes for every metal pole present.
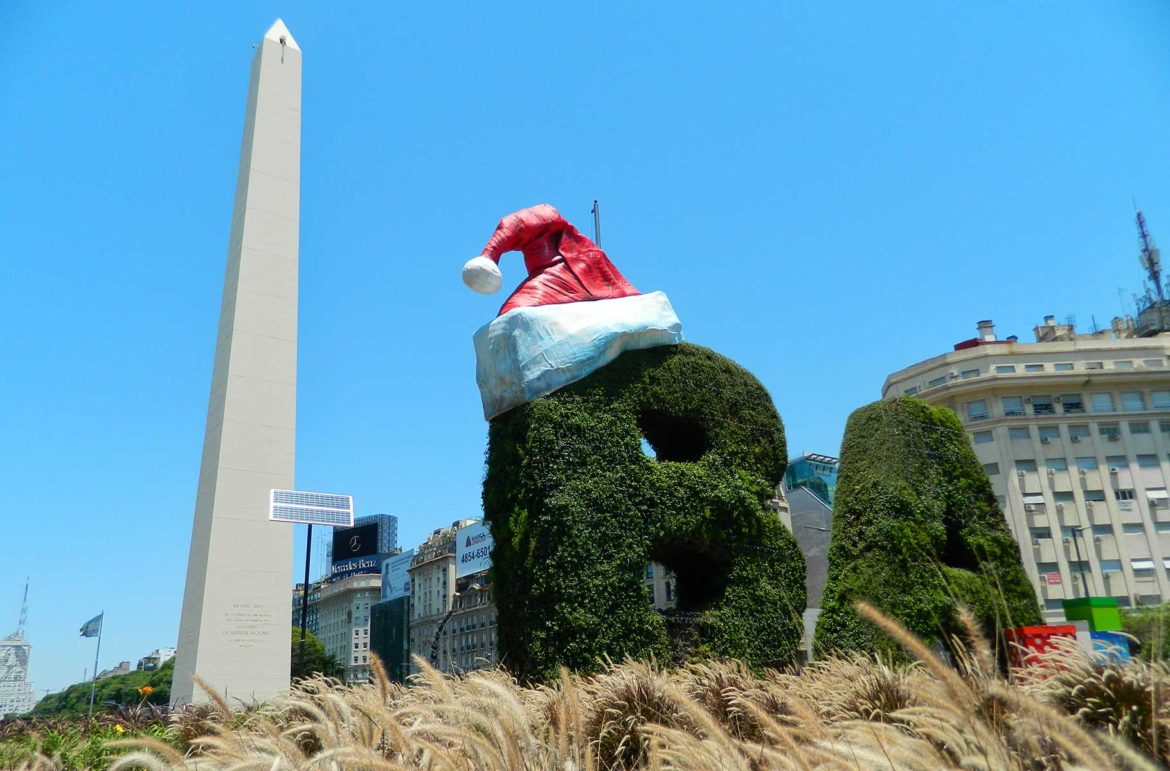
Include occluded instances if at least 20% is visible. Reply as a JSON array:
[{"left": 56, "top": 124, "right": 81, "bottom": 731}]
[
  {"left": 592, "top": 200, "right": 601, "bottom": 247},
  {"left": 298, "top": 523, "right": 312, "bottom": 677},
  {"left": 1074, "top": 528, "right": 1096, "bottom": 595},
  {"left": 88, "top": 612, "right": 103, "bottom": 720},
  {"left": 1069, "top": 530, "right": 1090, "bottom": 597}
]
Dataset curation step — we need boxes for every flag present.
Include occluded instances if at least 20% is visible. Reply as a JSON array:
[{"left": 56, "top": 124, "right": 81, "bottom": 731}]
[{"left": 80, "top": 613, "right": 103, "bottom": 638}]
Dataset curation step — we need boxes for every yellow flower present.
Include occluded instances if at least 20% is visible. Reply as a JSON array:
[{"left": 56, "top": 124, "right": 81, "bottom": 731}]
[
  {"left": 137, "top": 685, "right": 154, "bottom": 696},
  {"left": 114, "top": 724, "right": 125, "bottom": 734}
]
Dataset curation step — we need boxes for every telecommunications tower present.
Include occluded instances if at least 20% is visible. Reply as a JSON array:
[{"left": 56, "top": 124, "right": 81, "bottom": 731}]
[{"left": 0, "top": 581, "right": 35, "bottom": 715}]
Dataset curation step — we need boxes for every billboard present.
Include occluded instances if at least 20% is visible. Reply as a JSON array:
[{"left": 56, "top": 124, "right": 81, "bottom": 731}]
[
  {"left": 269, "top": 489, "right": 353, "bottom": 527},
  {"left": 455, "top": 521, "right": 493, "bottom": 578},
  {"left": 330, "top": 555, "right": 381, "bottom": 580},
  {"left": 332, "top": 522, "right": 379, "bottom": 562},
  {"left": 381, "top": 550, "right": 414, "bottom": 601}
]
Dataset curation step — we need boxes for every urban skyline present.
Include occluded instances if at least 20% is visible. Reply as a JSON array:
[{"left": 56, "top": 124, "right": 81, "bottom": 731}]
[{"left": 1, "top": 2, "right": 1168, "bottom": 697}]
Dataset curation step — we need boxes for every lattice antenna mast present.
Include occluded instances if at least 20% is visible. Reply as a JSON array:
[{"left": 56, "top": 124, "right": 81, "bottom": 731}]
[
  {"left": 16, "top": 578, "right": 28, "bottom": 638},
  {"left": 1137, "top": 208, "right": 1163, "bottom": 302}
]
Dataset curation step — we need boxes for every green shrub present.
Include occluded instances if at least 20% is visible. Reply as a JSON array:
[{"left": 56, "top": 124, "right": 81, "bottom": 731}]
[
  {"left": 484, "top": 343, "right": 805, "bottom": 682},
  {"left": 814, "top": 397, "right": 1040, "bottom": 656}
]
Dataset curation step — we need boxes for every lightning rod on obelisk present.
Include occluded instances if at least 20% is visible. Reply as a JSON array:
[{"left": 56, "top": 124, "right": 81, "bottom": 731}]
[{"left": 172, "top": 19, "right": 301, "bottom": 706}]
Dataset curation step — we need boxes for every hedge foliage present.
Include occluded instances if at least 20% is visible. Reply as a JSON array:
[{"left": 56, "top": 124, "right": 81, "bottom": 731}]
[
  {"left": 484, "top": 343, "right": 805, "bottom": 682},
  {"left": 814, "top": 397, "right": 1041, "bottom": 656}
]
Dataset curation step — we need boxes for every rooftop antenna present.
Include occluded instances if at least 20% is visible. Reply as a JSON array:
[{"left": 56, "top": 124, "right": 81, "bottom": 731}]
[
  {"left": 1137, "top": 207, "right": 1163, "bottom": 302},
  {"left": 591, "top": 199, "right": 602, "bottom": 247},
  {"left": 16, "top": 578, "right": 28, "bottom": 638}
]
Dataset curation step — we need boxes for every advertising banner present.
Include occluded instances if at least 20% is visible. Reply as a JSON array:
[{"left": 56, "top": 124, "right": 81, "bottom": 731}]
[
  {"left": 455, "top": 521, "right": 493, "bottom": 578},
  {"left": 381, "top": 549, "right": 414, "bottom": 601},
  {"left": 330, "top": 555, "right": 381, "bottom": 580},
  {"left": 332, "top": 522, "right": 379, "bottom": 562}
]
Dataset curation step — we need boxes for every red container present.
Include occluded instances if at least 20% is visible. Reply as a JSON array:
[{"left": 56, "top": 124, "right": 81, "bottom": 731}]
[{"left": 1004, "top": 625, "right": 1077, "bottom": 668}]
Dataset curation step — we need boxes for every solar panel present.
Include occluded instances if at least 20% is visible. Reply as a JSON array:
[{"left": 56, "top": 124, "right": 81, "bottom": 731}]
[{"left": 269, "top": 489, "right": 354, "bottom": 527}]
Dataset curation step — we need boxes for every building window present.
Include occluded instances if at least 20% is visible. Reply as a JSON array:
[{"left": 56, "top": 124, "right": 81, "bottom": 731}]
[
  {"left": 1076, "top": 457, "right": 1099, "bottom": 471},
  {"left": 973, "top": 430, "right": 993, "bottom": 444},
  {"left": 1002, "top": 396, "right": 1025, "bottom": 416},
  {"left": 1025, "top": 364, "right": 1045, "bottom": 373},
  {"left": 983, "top": 463, "right": 1000, "bottom": 476},
  {"left": 996, "top": 365, "right": 1016, "bottom": 374},
  {"left": 1054, "top": 363, "right": 1074, "bottom": 371},
  {"left": 1032, "top": 396, "right": 1055, "bottom": 416},
  {"left": 1017, "top": 459, "right": 1038, "bottom": 473},
  {"left": 1009, "top": 427, "right": 1030, "bottom": 441},
  {"left": 1122, "top": 391, "right": 1146, "bottom": 411},
  {"left": 1061, "top": 394, "right": 1084, "bottom": 414},
  {"left": 1091, "top": 524, "right": 1113, "bottom": 537},
  {"left": 1123, "top": 523, "right": 1145, "bottom": 534},
  {"left": 967, "top": 400, "right": 989, "bottom": 421},
  {"left": 1100, "top": 560, "right": 1122, "bottom": 573},
  {"left": 1051, "top": 491, "right": 1073, "bottom": 504},
  {"left": 1099, "top": 423, "right": 1121, "bottom": 441},
  {"left": 1085, "top": 361, "right": 1104, "bottom": 370},
  {"left": 1145, "top": 359, "right": 1166, "bottom": 369},
  {"left": 1068, "top": 425, "right": 1090, "bottom": 440},
  {"left": 904, "top": 386, "right": 919, "bottom": 396},
  {"left": 1131, "top": 421, "right": 1152, "bottom": 435},
  {"left": 1046, "top": 458, "right": 1068, "bottom": 471},
  {"left": 1116, "top": 489, "right": 1136, "bottom": 501},
  {"left": 1092, "top": 393, "right": 1116, "bottom": 413},
  {"left": 1039, "top": 426, "right": 1060, "bottom": 442},
  {"left": 1152, "top": 391, "right": 1170, "bottom": 409},
  {"left": 1115, "top": 361, "right": 1135, "bottom": 370},
  {"left": 928, "top": 376, "right": 947, "bottom": 388},
  {"left": 1161, "top": 421, "right": 1170, "bottom": 435},
  {"left": 961, "top": 368, "right": 979, "bottom": 379},
  {"left": 1138, "top": 455, "right": 1160, "bottom": 468},
  {"left": 1084, "top": 490, "right": 1106, "bottom": 502},
  {"left": 1030, "top": 527, "right": 1052, "bottom": 540}
]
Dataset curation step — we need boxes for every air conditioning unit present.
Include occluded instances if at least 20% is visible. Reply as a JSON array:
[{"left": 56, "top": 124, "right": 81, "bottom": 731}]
[
  {"left": 1026, "top": 504, "right": 1037, "bottom": 512},
  {"left": 1079, "top": 468, "right": 1088, "bottom": 475},
  {"left": 1054, "top": 395, "right": 1064, "bottom": 402},
  {"left": 1031, "top": 538, "right": 1041, "bottom": 547},
  {"left": 1017, "top": 470, "right": 1027, "bottom": 477},
  {"left": 1094, "top": 535, "right": 1103, "bottom": 543},
  {"left": 948, "top": 370, "right": 959, "bottom": 379},
  {"left": 1062, "top": 537, "right": 1072, "bottom": 545},
  {"left": 1047, "top": 468, "right": 1056, "bottom": 476},
  {"left": 1056, "top": 503, "right": 1064, "bottom": 511},
  {"left": 1106, "top": 433, "right": 1120, "bottom": 441},
  {"left": 1041, "top": 437, "right": 1051, "bottom": 444},
  {"left": 1109, "top": 467, "right": 1120, "bottom": 473},
  {"left": 1071, "top": 436, "right": 1082, "bottom": 443},
  {"left": 1086, "top": 501, "right": 1094, "bottom": 509},
  {"left": 1024, "top": 397, "right": 1033, "bottom": 404}
]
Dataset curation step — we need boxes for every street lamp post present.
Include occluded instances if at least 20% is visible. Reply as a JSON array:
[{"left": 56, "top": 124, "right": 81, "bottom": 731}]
[{"left": 1067, "top": 525, "right": 1093, "bottom": 597}]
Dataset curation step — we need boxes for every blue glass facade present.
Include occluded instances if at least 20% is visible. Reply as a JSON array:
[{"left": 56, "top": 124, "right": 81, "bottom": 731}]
[{"left": 784, "top": 453, "right": 838, "bottom": 506}]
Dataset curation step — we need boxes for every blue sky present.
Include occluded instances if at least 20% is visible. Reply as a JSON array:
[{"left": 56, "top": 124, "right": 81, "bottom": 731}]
[{"left": 1, "top": 2, "right": 1168, "bottom": 695}]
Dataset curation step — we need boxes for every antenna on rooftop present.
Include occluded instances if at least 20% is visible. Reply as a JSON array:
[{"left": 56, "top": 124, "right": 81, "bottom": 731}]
[
  {"left": 1137, "top": 208, "right": 1163, "bottom": 302},
  {"left": 16, "top": 578, "right": 28, "bottom": 638},
  {"left": 591, "top": 200, "right": 602, "bottom": 247}
]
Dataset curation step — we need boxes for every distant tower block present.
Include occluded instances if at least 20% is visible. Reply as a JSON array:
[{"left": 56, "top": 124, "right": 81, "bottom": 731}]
[{"left": 172, "top": 19, "right": 301, "bottom": 706}]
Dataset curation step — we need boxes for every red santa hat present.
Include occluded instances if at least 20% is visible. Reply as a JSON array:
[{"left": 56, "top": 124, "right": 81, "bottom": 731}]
[{"left": 462, "top": 204, "right": 639, "bottom": 316}]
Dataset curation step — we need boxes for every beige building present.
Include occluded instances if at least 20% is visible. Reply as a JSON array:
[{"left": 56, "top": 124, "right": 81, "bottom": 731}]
[
  {"left": 408, "top": 520, "right": 479, "bottom": 674},
  {"left": 311, "top": 572, "right": 381, "bottom": 683},
  {"left": 884, "top": 317, "right": 1170, "bottom": 619}
]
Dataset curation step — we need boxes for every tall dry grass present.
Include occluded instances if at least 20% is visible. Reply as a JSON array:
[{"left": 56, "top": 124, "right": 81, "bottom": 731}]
[{"left": 15, "top": 605, "right": 1170, "bottom": 770}]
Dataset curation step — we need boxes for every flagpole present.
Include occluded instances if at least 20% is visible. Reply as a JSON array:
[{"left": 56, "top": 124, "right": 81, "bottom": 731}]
[{"left": 88, "top": 611, "right": 103, "bottom": 720}]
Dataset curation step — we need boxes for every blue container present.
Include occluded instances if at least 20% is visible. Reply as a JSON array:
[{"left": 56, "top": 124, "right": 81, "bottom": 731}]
[{"left": 1089, "top": 630, "right": 1131, "bottom": 663}]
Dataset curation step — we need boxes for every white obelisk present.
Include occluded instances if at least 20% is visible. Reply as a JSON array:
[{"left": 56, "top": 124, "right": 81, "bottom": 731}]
[{"left": 172, "top": 19, "right": 301, "bottom": 706}]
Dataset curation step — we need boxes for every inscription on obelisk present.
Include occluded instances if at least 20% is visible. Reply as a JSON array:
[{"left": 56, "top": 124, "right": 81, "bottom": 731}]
[{"left": 171, "top": 19, "right": 301, "bottom": 706}]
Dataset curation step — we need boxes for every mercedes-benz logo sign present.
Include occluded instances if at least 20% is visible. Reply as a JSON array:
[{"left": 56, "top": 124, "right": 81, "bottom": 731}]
[{"left": 349, "top": 535, "right": 362, "bottom": 552}]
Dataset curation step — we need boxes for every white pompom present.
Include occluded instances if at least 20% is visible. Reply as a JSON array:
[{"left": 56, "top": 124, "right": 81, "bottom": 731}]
[{"left": 462, "top": 255, "right": 502, "bottom": 294}]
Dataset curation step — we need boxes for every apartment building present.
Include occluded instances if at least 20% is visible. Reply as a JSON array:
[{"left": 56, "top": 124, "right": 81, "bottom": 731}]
[{"left": 884, "top": 316, "right": 1170, "bottom": 619}]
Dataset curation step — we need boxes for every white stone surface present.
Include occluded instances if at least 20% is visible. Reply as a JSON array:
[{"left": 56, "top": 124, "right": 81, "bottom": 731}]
[{"left": 171, "top": 19, "right": 300, "bottom": 706}]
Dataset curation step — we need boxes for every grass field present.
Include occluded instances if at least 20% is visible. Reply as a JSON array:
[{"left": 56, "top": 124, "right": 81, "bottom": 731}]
[{"left": 2, "top": 605, "right": 1165, "bottom": 770}]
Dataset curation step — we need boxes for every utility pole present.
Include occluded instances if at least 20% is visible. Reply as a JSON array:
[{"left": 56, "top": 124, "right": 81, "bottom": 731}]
[{"left": 1067, "top": 526, "right": 1092, "bottom": 597}]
